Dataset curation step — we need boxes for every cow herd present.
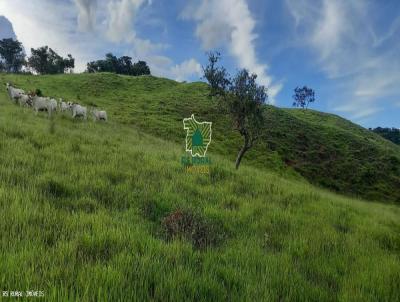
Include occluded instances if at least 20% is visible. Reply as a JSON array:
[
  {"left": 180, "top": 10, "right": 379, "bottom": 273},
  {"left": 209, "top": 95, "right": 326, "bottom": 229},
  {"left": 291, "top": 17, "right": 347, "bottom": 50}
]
[{"left": 5, "top": 83, "right": 108, "bottom": 122}]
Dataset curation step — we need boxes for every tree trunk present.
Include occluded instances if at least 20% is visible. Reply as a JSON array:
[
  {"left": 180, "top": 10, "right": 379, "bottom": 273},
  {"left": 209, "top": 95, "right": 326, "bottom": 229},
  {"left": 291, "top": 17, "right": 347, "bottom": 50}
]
[
  {"left": 235, "top": 134, "right": 251, "bottom": 170},
  {"left": 235, "top": 144, "right": 248, "bottom": 169}
]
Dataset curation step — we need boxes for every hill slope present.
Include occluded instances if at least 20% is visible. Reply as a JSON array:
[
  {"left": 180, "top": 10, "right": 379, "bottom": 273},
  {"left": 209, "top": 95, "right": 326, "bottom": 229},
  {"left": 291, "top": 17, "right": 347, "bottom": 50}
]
[
  {"left": 0, "top": 73, "right": 399, "bottom": 300},
  {"left": 1, "top": 72, "right": 399, "bottom": 202},
  {"left": 264, "top": 107, "right": 400, "bottom": 202}
]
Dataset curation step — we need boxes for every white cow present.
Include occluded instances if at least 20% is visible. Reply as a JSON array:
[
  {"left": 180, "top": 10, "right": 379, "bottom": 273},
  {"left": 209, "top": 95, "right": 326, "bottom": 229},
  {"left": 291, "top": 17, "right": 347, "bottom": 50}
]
[
  {"left": 32, "top": 96, "right": 52, "bottom": 116},
  {"left": 72, "top": 104, "right": 87, "bottom": 120},
  {"left": 59, "top": 99, "right": 71, "bottom": 112},
  {"left": 18, "top": 94, "right": 32, "bottom": 107},
  {"left": 91, "top": 109, "right": 108, "bottom": 122},
  {"left": 6, "top": 83, "right": 24, "bottom": 102},
  {"left": 67, "top": 102, "right": 75, "bottom": 112},
  {"left": 47, "top": 98, "right": 58, "bottom": 114}
]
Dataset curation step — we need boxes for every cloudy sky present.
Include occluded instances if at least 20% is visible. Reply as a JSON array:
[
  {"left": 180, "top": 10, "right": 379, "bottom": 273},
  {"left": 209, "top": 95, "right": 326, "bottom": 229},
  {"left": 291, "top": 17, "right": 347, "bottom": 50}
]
[{"left": 0, "top": 0, "right": 399, "bottom": 127}]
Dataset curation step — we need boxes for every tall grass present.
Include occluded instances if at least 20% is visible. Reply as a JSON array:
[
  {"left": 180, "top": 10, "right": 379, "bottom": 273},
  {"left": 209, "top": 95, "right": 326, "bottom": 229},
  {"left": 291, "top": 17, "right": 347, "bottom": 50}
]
[
  {"left": 2, "top": 72, "right": 399, "bottom": 203},
  {"left": 0, "top": 75, "right": 399, "bottom": 301}
]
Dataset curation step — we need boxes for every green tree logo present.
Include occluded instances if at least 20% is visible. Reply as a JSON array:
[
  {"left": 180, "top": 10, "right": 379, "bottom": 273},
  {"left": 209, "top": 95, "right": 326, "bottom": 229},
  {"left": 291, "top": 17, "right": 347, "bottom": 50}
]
[{"left": 183, "top": 114, "right": 212, "bottom": 157}]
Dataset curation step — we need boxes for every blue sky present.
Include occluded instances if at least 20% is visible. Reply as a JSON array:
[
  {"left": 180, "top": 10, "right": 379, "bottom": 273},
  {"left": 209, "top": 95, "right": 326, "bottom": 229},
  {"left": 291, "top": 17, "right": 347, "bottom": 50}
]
[{"left": 0, "top": 0, "right": 399, "bottom": 128}]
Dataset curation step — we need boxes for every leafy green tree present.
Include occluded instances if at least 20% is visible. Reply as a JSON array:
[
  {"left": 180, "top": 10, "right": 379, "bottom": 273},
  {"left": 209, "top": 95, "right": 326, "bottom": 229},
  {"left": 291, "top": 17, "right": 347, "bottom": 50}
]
[
  {"left": 292, "top": 86, "right": 315, "bottom": 109},
  {"left": 203, "top": 52, "right": 268, "bottom": 169},
  {"left": 27, "top": 46, "right": 74, "bottom": 74},
  {"left": 202, "top": 51, "right": 230, "bottom": 97},
  {"left": 86, "top": 54, "right": 114, "bottom": 73},
  {"left": 118, "top": 56, "right": 134, "bottom": 75},
  {"left": 86, "top": 53, "right": 151, "bottom": 76},
  {"left": 132, "top": 60, "right": 151, "bottom": 76},
  {"left": 0, "top": 38, "right": 25, "bottom": 72}
]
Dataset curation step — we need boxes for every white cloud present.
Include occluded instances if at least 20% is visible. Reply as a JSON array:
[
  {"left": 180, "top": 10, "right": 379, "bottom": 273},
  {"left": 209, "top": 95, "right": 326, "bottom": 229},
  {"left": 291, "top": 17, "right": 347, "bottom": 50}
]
[
  {"left": 170, "top": 59, "right": 202, "bottom": 82},
  {"left": 311, "top": 1, "right": 345, "bottom": 62},
  {"left": 334, "top": 103, "right": 382, "bottom": 120},
  {"left": 0, "top": 0, "right": 199, "bottom": 81},
  {"left": 145, "top": 55, "right": 172, "bottom": 76},
  {"left": 286, "top": 0, "right": 400, "bottom": 120},
  {"left": 74, "top": 0, "right": 98, "bottom": 31},
  {"left": 182, "top": 0, "right": 282, "bottom": 103},
  {"left": 0, "top": 0, "right": 95, "bottom": 71},
  {"left": 106, "top": 0, "right": 148, "bottom": 43},
  {"left": 371, "top": 16, "right": 400, "bottom": 47}
]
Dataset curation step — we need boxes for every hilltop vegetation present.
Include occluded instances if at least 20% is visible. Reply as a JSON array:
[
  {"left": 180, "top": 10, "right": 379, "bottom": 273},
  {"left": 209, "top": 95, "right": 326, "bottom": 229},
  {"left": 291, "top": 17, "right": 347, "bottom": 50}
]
[
  {"left": 371, "top": 127, "right": 400, "bottom": 145},
  {"left": 263, "top": 108, "right": 400, "bottom": 202},
  {"left": 1, "top": 72, "right": 399, "bottom": 203},
  {"left": 0, "top": 73, "right": 399, "bottom": 301}
]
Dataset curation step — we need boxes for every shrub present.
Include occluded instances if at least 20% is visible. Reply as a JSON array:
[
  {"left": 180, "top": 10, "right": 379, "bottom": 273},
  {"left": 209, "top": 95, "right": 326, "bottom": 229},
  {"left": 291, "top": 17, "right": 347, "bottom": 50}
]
[
  {"left": 41, "top": 179, "right": 71, "bottom": 199},
  {"left": 162, "top": 209, "right": 225, "bottom": 250},
  {"left": 35, "top": 88, "right": 43, "bottom": 96}
]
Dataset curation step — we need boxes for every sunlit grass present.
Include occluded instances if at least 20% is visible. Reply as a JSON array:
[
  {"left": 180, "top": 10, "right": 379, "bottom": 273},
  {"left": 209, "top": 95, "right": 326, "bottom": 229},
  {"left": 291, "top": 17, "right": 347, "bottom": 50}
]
[{"left": 0, "top": 74, "right": 399, "bottom": 301}]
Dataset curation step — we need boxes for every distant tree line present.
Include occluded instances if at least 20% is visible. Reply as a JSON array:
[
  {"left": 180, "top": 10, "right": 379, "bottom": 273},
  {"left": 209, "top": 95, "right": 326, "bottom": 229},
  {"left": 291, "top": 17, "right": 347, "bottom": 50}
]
[
  {"left": 0, "top": 38, "right": 151, "bottom": 77},
  {"left": 0, "top": 38, "right": 75, "bottom": 74},
  {"left": 370, "top": 127, "right": 400, "bottom": 145},
  {"left": 86, "top": 53, "right": 151, "bottom": 76}
]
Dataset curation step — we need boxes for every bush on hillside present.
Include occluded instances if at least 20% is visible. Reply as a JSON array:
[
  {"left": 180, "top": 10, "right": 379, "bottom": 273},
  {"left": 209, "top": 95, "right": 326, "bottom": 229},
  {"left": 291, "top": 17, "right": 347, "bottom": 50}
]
[
  {"left": 162, "top": 209, "right": 225, "bottom": 250},
  {"left": 370, "top": 127, "right": 400, "bottom": 145},
  {"left": 36, "top": 88, "right": 43, "bottom": 96}
]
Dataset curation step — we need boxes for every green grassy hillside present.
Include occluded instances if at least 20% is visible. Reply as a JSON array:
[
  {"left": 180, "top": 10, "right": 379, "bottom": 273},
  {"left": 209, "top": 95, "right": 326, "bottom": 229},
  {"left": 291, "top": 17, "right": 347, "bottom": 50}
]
[
  {"left": 264, "top": 107, "right": 400, "bottom": 202},
  {"left": 1, "top": 72, "right": 399, "bottom": 203},
  {"left": 0, "top": 73, "right": 399, "bottom": 301}
]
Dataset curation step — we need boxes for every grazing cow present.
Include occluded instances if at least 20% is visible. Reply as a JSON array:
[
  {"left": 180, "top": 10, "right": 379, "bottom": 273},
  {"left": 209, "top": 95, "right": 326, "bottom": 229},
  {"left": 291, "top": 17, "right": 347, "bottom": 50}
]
[
  {"left": 47, "top": 98, "right": 58, "bottom": 114},
  {"left": 6, "top": 83, "right": 24, "bottom": 102},
  {"left": 67, "top": 102, "right": 75, "bottom": 111},
  {"left": 91, "top": 109, "right": 108, "bottom": 122},
  {"left": 32, "top": 96, "right": 51, "bottom": 116},
  {"left": 72, "top": 104, "right": 87, "bottom": 120},
  {"left": 18, "top": 94, "right": 32, "bottom": 107},
  {"left": 59, "top": 99, "right": 71, "bottom": 112}
]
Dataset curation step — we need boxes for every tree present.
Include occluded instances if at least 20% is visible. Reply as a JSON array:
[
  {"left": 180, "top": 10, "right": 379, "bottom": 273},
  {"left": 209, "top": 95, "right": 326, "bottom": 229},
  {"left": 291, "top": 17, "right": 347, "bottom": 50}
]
[
  {"left": 229, "top": 70, "right": 267, "bottom": 169},
  {"left": 27, "top": 46, "right": 75, "bottom": 74},
  {"left": 104, "top": 53, "right": 119, "bottom": 72},
  {"left": 132, "top": 60, "right": 151, "bottom": 76},
  {"left": 63, "top": 54, "right": 75, "bottom": 73},
  {"left": 203, "top": 52, "right": 268, "bottom": 169},
  {"left": 0, "top": 38, "right": 25, "bottom": 72},
  {"left": 118, "top": 56, "right": 134, "bottom": 75},
  {"left": 86, "top": 53, "right": 151, "bottom": 76},
  {"left": 292, "top": 86, "right": 315, "bottom": 109},
  {"left": 87, "top": 53, "right": 117, "bottom": 73},
  {"left": 202, "top": 51, "right": 230, "bottom": 97}
]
